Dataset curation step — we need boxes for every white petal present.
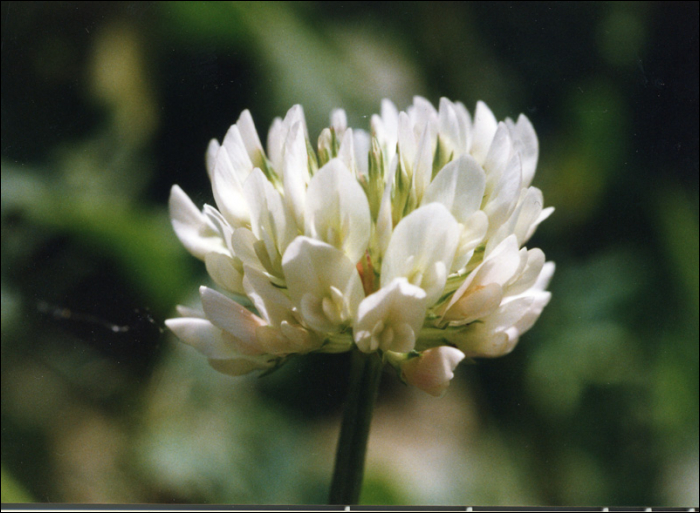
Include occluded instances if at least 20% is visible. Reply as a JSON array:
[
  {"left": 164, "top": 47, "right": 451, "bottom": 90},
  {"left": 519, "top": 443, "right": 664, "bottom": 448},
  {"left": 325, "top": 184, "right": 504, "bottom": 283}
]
[
  {"left": 527, "top": 206, "right": 555, "bottom": 242},
  {"left": 442, "top": 282, "right": 503, "bottom": 325},
  {"left": 483, "top": 154, "right": 523, "bottom": 238},
  {"left": 409, "top": 96, "right": 439, "bottom": 136},
  {"left": 454, "top": 101, "right": 472, "bottom": 153},
  {"left": 202, "top": 204, "right": 234, "bottom": 246},
  {"left": 506, "top": 248, "right": 545, "bottom": 296},
  {"left": 282, "top": 236, "right": 364, "bottom": 333},
  {"left": 470, "top": 101, "right": 498, "bottom": 165},
  {"left": 381, "top": 203, "right": 461, "bottom": 305},
  {"left": 337, "top": 128, "right": 357, "bottom": 176},
  {"left": 354, "top": 278, "right": 427, "bottom": 353},
  {"left": 236, "top": 110, "right": 265, "bottom": 168},
  {"left": 166, "top": 317, "right": 253, "bottom": 359},
  {"left": 205, "top": 252, "right": 245, "bottom": 295},
  {"left": 211, "top": 146, "right": 250, "bottom": 228},
  {"left": 422, "top": 155, "right": 486, "bottom": 224},
  {"left": 242, "top": 265, "right": 294, "bottom": 328},
  {"left": 230, "top": 227, "right": 267, "bottom": 275},
  {"left": 353, "top": 129, "right": 371, "bottom": 178},
  {"left": 397, "top": 112, "right": 417, "bottom": 174},
  {"left": 304, "top": 159, "right": 371, "bottom": 264},
  {"left": 512, "top": 291, "right": 551, "bottom": 334},
  {"left": 279, "top": 321, "right": 321, "bottom": 353},
  {"left": 244, "top": 168, "right": 296, "bottom": 257},
  {"left": 486, "top": 186, "right": 544, "bottom": 253},
  {"left": 413, "top": 124, "right": 434, "bottom": 203},
  {"left": 371, "top": 115, "right": 390, "bottom": 166},
  {"left": 169, "top": 185, "right": 226, "bottom": 260},
  {"left": 507, "top": 114, "right": 539, "bottom": 188},
  {"left": 199, "top": 286, "right": 266, "bottom": 354},
  {"left": 267, "top": 117, "right": 285, "bottom": 172},
  {"left": 448, "top": 295, "right": 536, "bottom": 358},
  {"left": 445, "top": 235, "right": 522, "bottom": 316},
  {"left": 475, "top": 235, "right": 523, "bottom": 286},
  {"left": 265, "top": 105, "right": 308, "bottom": 173},
  {"left": 283, "top": 105, "right": 308, "bottom": 140},
  {"left": 282, "top": 122, "right": 310, "bottom": 229},
  {"left": 451, "top": 210, "right": 489, "bottom": 272},
  {"left": 205, "top": 139, "right": 220, "bottom": 180},
  {"left": 331, "top": 108, "right": 347, "bottom": 135},
  {"left": 489, "top": 296, "right": 537, "bottom": 333},
  {"left": 453, "top": 329, "right": 513, "bottom": 358},
  {"left": 483, "top": 122, "right": 513, "bottom": 195},
  {"left": 252, "top": 325, "right": 293, "bottom": 355},
  {"left": 534, "top": 261, "right": 556, "bottom": 291},
  {"left": 221, "top": 124, "right": 254, "bottom": 182},
  {"left": 439, "top": 97, "right": 462, "bottom": 154},
  {"left": 401, "top": 346, "right": 465, "bottom": 397}
]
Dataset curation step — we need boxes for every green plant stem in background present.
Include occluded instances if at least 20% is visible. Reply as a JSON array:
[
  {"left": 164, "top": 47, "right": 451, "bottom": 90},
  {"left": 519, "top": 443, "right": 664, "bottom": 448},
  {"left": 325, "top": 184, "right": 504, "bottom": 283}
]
[{"left": 329, "top": 349, "right": 383, "bottom": 505}]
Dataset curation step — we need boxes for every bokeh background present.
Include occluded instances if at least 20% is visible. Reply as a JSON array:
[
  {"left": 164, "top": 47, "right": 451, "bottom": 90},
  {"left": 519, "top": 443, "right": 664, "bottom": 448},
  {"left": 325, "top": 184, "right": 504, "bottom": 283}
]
[{"left": 1, "top": 1, "right": 698, "bottom": 507}]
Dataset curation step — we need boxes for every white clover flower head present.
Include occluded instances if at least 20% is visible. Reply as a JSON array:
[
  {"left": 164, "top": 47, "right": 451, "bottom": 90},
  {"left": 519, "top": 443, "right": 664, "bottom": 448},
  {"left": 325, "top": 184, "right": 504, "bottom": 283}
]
[{"left": 165, "top": 98, "right": 554, "bottom": 394}]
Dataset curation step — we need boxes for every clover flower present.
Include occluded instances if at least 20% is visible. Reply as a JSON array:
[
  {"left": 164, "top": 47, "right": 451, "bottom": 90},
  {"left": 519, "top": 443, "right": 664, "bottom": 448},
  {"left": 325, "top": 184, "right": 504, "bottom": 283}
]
[{"left": 166, "top": 97, "right": 554, "bottom": 396}]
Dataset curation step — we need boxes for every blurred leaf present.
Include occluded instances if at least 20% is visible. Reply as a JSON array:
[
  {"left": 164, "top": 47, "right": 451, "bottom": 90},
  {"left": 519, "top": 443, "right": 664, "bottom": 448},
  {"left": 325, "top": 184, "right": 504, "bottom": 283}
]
[
  {"left": 360, "top": 473, "right": 403, "bottom": 505},
  {"left": 162, "top": 2, "right": 422, "bottom": 132},
  {"left": 526, "top": 249, "right": 646, "bottom": 417},
  {"left": 527, "top": 322, "right": 640, "bottom": 417},
  {"left": 1, "top": 465, "right": 35, "bottom": 503},
  {"left": 655, "top": 185, "right": 700, "bottom": 317},
  {"left": 554, "top": 248, "right": 645, "bottom": 322},
  {"left": 543, "top": 80, "right": 629, "bottom": 230},
  {"left": 89, "top": 22, "right": 158, "bottom": 145},
  {"left": 160, "top": 1, "right": 248, "bottom": 47},
  {"left": 1, "top": 286, "right": 20, "bottom": 340},
  {"left": 2, "top": 164, "right": 191, "bottom": 311},
  {"left": 134, "top": 342, "right": 321, "bottom": 504},
  {"left": 597, "top": 3, "right": 649, "bottom": 68}
]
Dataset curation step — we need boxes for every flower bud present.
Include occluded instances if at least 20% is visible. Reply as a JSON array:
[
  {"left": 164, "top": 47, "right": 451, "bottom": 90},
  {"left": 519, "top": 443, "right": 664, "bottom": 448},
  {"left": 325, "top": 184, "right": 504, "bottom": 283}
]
[{"left": 400, "top": 346, "right": 465, "bottom": 397}]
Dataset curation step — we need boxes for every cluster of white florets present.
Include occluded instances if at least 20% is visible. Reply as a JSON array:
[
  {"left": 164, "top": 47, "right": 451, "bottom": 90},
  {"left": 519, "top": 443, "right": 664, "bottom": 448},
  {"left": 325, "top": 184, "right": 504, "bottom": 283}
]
[{"left": 166, "top": 97, "right": 553, "bottom": 396}]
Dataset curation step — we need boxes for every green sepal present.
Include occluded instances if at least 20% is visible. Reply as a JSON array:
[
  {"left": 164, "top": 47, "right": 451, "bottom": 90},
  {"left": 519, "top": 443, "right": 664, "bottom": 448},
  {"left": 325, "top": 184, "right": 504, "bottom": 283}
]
[
  {"left": 366, "top": 137, "right": 385, "bottom": 220},
  {"left": 259, "top": 154, "right": 283, "bottom": 189},
  {"left": 318, "top": 128, "right": 333, "bottom": 167},
  {"left": 391, "top": 158, "right": 411, "bottom": 226},
  {"left": 330, "top": 127, "right": 341, "bottom": 155},
  {"left": 432, "top": 135, "right": 453, "bottom": 180},
  {"left": 306, "top": 138, "right": 319, "bottom": 176},
  {"left": 405, "top": 350, "right": 421, "bottom": 360},
  {"left": 383, "top": 350, "right": 419, "bottom": 386}
]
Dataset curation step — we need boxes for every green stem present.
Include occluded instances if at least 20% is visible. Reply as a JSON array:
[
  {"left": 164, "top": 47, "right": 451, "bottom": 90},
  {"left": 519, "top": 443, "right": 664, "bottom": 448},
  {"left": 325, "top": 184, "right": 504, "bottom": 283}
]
[{"left": 329, "top": 349, "right": 383, "bottom": 505}]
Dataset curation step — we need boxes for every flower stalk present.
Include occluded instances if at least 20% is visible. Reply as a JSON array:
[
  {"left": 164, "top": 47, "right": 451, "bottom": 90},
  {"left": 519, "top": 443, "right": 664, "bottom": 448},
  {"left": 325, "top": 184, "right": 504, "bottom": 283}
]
[{"left": 329, "top": 349, "right": 383, "bottom": 505}]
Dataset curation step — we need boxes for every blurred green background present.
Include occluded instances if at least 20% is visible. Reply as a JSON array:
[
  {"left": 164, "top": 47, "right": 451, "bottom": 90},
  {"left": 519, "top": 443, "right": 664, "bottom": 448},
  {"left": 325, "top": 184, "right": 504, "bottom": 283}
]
[{"left": 1, "top": 1, "right": 698, "bottom": 506}]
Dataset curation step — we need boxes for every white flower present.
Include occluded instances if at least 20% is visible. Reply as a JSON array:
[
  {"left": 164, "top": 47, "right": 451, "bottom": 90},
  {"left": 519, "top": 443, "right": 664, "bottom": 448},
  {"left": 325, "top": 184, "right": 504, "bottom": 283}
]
[
  {"left": 397, "top": 346, "right": 466, "bottom": 397},
  {"left": 164, "top": 306, "right": 275, "bottom": 376},
  {"left": 381, "top": 203, "right": 461, "bottom": 306},
  {"left": 281, "top": 236, "right": 364, "bottom": 334},
  {"left": 168, "top": 185, "right": 228, "bottom": 261},
  {"left": 444, "top": 260, "right": 555, "bottom": 358},
  {"left": 167, "top": 98, "right": 553, "bottom": 396},
  {"left": 354, "top": 278, "right": 427, "bottom": 353},
  {"left": 304, "top": 159, "right": 371, "bottom": 264}
]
